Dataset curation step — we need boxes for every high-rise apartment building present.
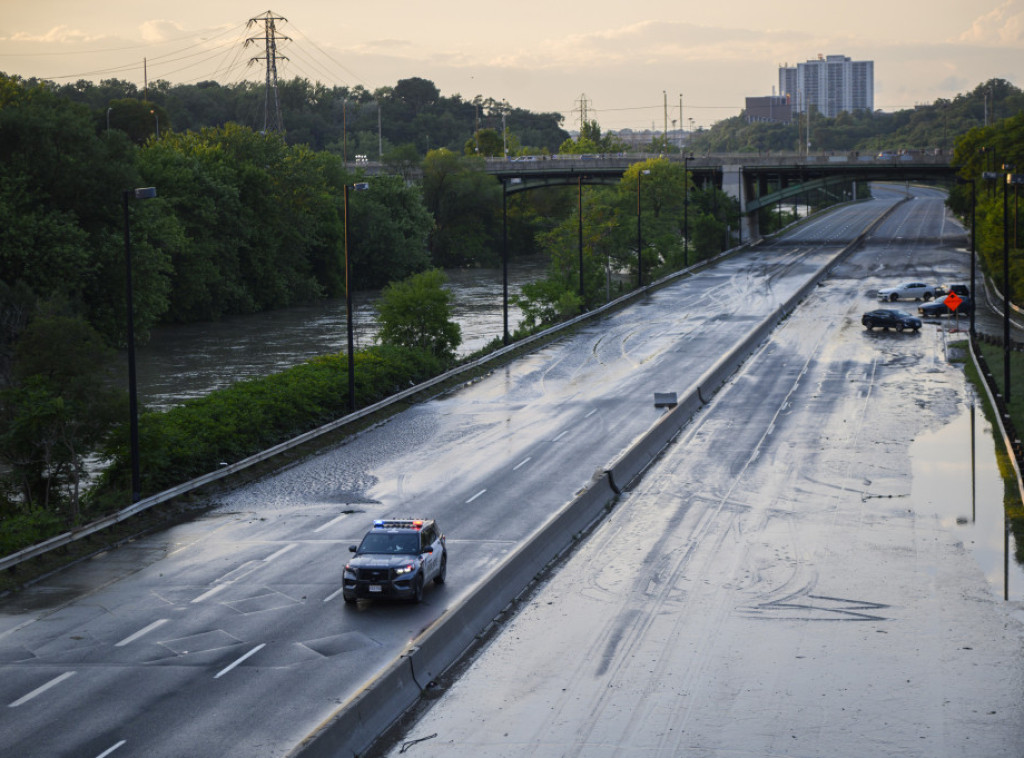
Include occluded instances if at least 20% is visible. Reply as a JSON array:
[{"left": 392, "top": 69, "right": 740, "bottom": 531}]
[{"left": 778, "top": 55, "right": 874, "bottom": 117}]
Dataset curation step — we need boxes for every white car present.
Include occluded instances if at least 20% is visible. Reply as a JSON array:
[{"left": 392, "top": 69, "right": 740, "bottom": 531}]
[{"left": 876, "top": 282, "right": 938, "bottom": 302}]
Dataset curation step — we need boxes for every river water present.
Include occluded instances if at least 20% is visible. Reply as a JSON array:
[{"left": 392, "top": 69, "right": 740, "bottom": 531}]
[{"left": 134, "top": 260, "right": 546, "bottom": 411}]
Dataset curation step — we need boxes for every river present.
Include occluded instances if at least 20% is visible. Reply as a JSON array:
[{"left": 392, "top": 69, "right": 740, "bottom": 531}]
[{"left": 133, "top": 260, "right": 546, "bottom": 411}]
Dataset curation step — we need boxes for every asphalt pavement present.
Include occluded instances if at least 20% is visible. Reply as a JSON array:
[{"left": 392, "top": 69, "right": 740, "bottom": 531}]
[{"left": 378, "top": 187, "right": 1024, "bottom": 757}]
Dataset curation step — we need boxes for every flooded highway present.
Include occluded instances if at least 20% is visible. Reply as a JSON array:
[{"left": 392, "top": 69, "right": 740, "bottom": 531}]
[
  {"left": 2, "top": 186, "right": 1022, "bottom": 758},
  {"left": 381, "top": 187, "right": 1024, "bottom": 757}
]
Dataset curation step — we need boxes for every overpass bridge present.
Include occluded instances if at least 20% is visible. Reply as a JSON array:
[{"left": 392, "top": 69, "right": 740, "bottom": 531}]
[
  {"left": 359, "top": 151, "right": 956, "bottom": 242},
  {"left": 482, "top": 152, "right": 957, "bottom": 241}
]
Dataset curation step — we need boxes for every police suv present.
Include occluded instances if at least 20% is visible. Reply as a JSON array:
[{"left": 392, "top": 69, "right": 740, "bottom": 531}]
[{"left": 343, "top": 519, "right": 447, "bottom": 604}]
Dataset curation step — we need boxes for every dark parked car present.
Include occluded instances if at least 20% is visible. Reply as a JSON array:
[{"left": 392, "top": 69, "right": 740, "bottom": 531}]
[
  {"left": 343, "top": 519, "right": 447, "bottom": 604},
  {"left": 919, "top": 295, "right": 973, "bottom": 318},
  {"left": 862, "top": 309, "right": 922, "bottom": 332}
]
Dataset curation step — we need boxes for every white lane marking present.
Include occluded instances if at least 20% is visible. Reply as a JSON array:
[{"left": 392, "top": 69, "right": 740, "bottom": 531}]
[
  {"left": 8, "top": 671, "right": 75, "bottom": 707},
  {"left": 513, "top": 457, "right": 532, "bottom": 471},
  {"left": 263, "top": 543, "right": 297, "bottom": 563},
  {"left": 585, "top": 409, "right": 597, "bottom": 418},
  {"left": 314, "top": 514, "right": 348, "bottom": 533},
  {"left": 191, "top": 583, "right": 230, "bottom": 604},
  {"left": 115, "top": 619, "right": 168, "bottom": 647},
  {"left": 553, "top": 430, "right": 568, "bottom": 441},
  {"left": 466, "top": 490, "right": 487, "bottom": 503},
  {"left": 94, "top": 740, "right": 127, "bottom": 758},
  {"left": 214, "top": 643, "right": 266, "bottom": 679},
  {"left": 323, "top": 586, "right": 346, "bottom": 603},
  {"left": 192, "top": 544, "right": 298, "bottom": 602}
]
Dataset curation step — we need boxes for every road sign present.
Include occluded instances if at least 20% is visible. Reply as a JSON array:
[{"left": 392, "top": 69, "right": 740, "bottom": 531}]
[{"left": 945, "top": 291, "right": 963, "bottom": 312}]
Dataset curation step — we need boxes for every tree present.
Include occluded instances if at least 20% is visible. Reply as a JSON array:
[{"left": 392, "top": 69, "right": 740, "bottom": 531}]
[
  {"left": 375, "top": 269, "right": 461, "bottom": 363},
  {"left": 0, "top": 311, "right": 123, "bottom": 523},
  {"left": 465, "top": 128, "right": 504, "bottom": 157},
  {"left": 347, "top": 174, "right": 433, "bottom": 289},
  {"left": 420, "top": 149, "right": 502, "bottom": 267}
]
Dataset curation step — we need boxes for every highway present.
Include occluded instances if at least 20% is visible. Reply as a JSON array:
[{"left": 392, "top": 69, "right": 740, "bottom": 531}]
[
  {"left": 0, "top": 185, "right": 1002, "bottom": 758},
  {"left": 380, "top": 186, "right": 1024, "bottom": 757}
]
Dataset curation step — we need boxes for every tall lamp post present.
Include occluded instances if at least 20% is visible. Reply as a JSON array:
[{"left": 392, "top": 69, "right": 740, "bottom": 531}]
[
  {"left": 578, "top": 175, "right": 584, "bottom": 304},
  {"left": 637, "top": 168, "right": 650, "bottom": 287},
  {"left": 1004, "top": 168, "right": 1021, "bottom": 402},
  {"left": 344, "top": 181, "right": 370, "bottom": 413},
  {"left": 122, "top": 186, "right": 157, "bottom": 503},
  {"left": 683, "top": 153, "right": 692, "bottom": 268}
]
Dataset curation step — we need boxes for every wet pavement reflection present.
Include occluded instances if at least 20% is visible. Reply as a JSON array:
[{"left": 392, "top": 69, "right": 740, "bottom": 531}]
[{"left": 911, "top": 400, "right": 1024, "bottom": 600}]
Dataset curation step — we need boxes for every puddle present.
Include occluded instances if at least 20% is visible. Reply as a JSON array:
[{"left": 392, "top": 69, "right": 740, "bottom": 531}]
[{"left": 911, "top": 403, "right": 1024, "bottom": 600}]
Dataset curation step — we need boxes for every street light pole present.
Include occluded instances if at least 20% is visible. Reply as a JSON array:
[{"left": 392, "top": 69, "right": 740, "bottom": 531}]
[
  {"left": 1004, "top": 167, "right": 1012, "bottom": 402},
  {"left": 122, "top": 186, "right": 157, "bottom": 503},
  {"left": 683, "top": 153, "right": 691, "bottom": 268},
  {"left": 344, "top": 181, "right": 370, "bottom": 413},
  {"left": 578, "top": 175, "right": 584, "bottom": 305},
  {"left": 637, "top": 168, "right": 650, "bottom": 287},
  {"left": 502, "top": 180, "right": 509, "bottom": 344}
]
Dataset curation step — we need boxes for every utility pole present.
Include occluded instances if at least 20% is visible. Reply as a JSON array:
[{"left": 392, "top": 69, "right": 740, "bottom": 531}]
[
  {"left": 679, "top": 94, "right": 683, "bottom": 154},
  {"left": 246, "top": 11, "right": 289, "bottom": 133},
  {"left": 663, "top": 90, "right": 668, "bottom": 144}
]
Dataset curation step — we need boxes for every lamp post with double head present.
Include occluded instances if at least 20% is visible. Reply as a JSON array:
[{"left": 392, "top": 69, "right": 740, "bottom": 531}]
[
  {"left": 122, "top": 186, "right": 157, "bottom": 502},
  {"left": 344, "top": 181, "right": 370, "bottom": 413}
]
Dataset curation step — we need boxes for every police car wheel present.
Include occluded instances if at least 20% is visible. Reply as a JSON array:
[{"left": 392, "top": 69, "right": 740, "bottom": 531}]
[
  {"left": 411, "top": 576, "right": 424, "bottom": 604},
  {"left": 434, "top": 554, "right": 447, "bottom": 585}
]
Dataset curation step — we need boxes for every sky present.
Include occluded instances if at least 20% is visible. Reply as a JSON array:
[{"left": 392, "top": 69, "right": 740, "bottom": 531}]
[{"left": 0, "top": 1, "right": 1021, "bottom": 132}]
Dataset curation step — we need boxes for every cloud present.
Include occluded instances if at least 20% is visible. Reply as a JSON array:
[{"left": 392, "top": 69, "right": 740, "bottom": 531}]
[
  {"left": 958, "top": 0, "right": 1024, "bottom": 45},
  {"left": 139, "top": 20, "right": 188, "bottom": 43},
  {"left": 8, "top": 25, "right": 103, "bottom": 44}
]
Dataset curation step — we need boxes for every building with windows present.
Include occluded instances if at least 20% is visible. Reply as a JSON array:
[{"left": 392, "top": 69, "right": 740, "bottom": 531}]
[
  {"left": 745, "top": 95, "right": 792, "bottom": 124},
  {"left": 779, "top": 55, "right": 873, "bottom": 118}
]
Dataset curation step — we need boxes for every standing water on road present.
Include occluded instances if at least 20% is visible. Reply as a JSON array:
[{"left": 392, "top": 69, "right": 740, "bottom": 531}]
[
  {"left": 911, "top": 400, "right": 1024, "bottom": 600},
  {"left": 134, "top": 261, "right": 545, "bottom": 411}
]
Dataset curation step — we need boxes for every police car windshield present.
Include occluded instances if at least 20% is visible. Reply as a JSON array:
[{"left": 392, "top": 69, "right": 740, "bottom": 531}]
[{"left": 358, "top": 532, "right": 419, "bottom": 555}]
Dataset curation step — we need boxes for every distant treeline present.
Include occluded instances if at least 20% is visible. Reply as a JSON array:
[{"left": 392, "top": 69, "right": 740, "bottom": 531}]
[
  {"left": 690, "top": 78, "right": 1024, "bottom": 156},
  {"left": 42, "top": 74, "right": 570, "bottom": 157}
]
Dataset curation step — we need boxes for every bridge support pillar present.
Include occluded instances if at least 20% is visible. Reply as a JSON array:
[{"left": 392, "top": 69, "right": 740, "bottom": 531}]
[{"left": 722, "top": 165, "right": 761, "bottom": 245}]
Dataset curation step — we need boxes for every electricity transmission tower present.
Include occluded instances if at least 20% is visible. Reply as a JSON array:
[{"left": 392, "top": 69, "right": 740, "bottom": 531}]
[{"left": 246, "top": 11, "right": 289, "bottom": 133}]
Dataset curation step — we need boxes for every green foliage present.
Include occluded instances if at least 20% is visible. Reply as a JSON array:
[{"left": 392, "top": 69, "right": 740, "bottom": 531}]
[
  {"left": 465, "top": 128, "right": 505, "bottom": 157},
  {"left": 515, "top": 159, "right": 741, "bottom": 327},
  {"left": 948, "top": 111, "right": 1024, "bottom": 301},
  {"left": 0, "top": 310, "right": 123, "bottom": 524},
  {"left": 348, "top": 175, "right": 433, "bottom": 289},
  {"left": 558, "top": 120, "right": 628, "bottom": 154},
  {"left": 375, "top": 269, "right": 462, "bottom": 363},
  {"left": 0, "top": 509, "right": 63, "bottom": 555},
  {"left": 420, "top": 149, "right": 502, "bottom": 266}
]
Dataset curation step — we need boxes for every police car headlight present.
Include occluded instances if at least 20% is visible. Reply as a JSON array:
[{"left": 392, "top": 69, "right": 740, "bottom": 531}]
[
  {"left": 394, "top": 563, "right": 415, "bottom": 576},
  {"left": 344, "top": 565, "right": 357, "bottom": 578}
]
